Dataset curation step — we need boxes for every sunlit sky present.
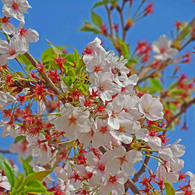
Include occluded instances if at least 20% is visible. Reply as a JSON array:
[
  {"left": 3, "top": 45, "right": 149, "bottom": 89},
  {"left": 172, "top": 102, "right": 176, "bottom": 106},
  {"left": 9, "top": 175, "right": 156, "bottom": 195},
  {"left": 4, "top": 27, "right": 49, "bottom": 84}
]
[{"left": 0, "top": 0, "right": 195, "bottom": 174}]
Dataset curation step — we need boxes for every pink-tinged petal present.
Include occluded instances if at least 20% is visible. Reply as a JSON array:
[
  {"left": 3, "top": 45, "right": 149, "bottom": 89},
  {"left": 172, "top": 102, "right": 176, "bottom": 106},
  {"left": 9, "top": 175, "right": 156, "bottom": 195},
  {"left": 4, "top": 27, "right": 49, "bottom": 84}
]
[
  {"left": 159, "top": 147, "right": 174, "bottom": 162},
  {"left": 1, "top": 23, "right": 16, "bottom": 35},
  {"left": 148, "top": 136, "right": 162, "bottom": 150},
  {"left": 135, "top": 128, "right": 148, "bottom": 141},
  {"left": 127, "top": 150, "right": 142, "bottom": 164},
  {"left": 167, "top": 48, "right": 178, "bottom": 59},
  {"left": 0, "top": 39, "right": 9, "bottom": 53},
  {"left": 108, "top": 117, "right": 120, "bottom": 130},
  {"left": 110, "top": 130, "right": 132, "bottom": 144},
  {"left": 165, "top": 172, "right": 179, "bottom": 184},
  {"left": 0, "top": 54, "right": 10, "bottom": 66},
  {"left": 156, "top": 166, "right": 166, "bottom": 181},
  {"left": 26, "top": 29, "right": 39, "bottom": 42}
]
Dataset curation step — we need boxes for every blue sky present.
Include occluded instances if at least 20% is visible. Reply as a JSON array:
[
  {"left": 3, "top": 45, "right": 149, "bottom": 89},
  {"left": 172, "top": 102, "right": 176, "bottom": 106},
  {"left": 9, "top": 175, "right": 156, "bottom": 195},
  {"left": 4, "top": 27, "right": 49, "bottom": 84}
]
[{"left": 0, "top": 0, "right": 195, "bottom": 176}]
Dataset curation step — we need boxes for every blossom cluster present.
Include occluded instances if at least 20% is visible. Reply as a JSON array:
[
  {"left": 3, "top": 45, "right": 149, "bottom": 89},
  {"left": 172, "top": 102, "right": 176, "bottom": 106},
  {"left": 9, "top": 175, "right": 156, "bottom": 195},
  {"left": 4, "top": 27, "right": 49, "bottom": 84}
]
[
  {"left": 0, "top": 0, "right": 39, "bottom": 66},
  {"left": 0, "top": 0, "right": 194, "bottom": 195}
]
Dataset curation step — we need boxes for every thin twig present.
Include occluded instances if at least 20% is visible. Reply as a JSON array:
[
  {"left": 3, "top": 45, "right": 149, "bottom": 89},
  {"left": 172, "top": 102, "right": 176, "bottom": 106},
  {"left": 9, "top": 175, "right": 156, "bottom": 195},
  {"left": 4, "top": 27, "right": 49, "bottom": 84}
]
[
  {"left": 138, "top": 17, "right": 195, "bottom": 83},
  {"left": 104, "top": 4, "right": 114, "bottom": 40},
  {"left": 163, "top": 97, "right": 195, "bottom": 135},
  {"left": 0, "top": 149, "right": 11, "bottom": 154}
]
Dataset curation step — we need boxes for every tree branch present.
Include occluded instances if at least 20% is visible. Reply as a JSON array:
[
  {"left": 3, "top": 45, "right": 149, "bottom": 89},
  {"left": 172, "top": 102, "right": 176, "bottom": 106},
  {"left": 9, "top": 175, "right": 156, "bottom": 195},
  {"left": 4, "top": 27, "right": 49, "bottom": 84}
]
[
  {"left": 132, "top": 154, "right": 151, "bottom": 183},
  {"left": 125, "top": 178, "right": 142, "bottom": 194},
  {"left": 163, "top": 97, "right": 195, "bottom": 135},
  {"left": 24, "top": 52, "right": 65, "bottom": 103},
  {"left": 0, "top": 149, "right": 11, "bottom": 154}
]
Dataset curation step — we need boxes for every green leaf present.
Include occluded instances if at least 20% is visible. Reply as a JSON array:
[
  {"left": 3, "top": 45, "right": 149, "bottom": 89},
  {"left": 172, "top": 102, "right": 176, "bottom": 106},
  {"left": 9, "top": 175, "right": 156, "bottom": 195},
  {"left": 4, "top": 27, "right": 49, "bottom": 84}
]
[
  {"left": 24, "top": 170, "right": 52, "bottom": 184},
  {"left": 164, "top": 181, "right": 175, "bottom": 195},
  {"left": 149, "top": 78, "right": 163, "bottom": 92},
  {"left": 169, "top": 89, "right": 185, "bottom": 95},
  {"left": 14, "top": 135, "right": 25, "bottom": 144},
  {"left": 117, "top": 39, "right": 130, "bottom": 59},
  {"left": 110, "top": 0, "right": 118, "bottom": 5},
  {"left": 17, "top": 54, "right": 34, "bottom": 71},
  {"left": 78, "top": 21, "right": 100, "bottom": 34},
  {"left": 76, "top": 58, "right": 86, "bottom": 75},
  {"left": 92, "top": 0, "right": 110, "bottom": 9},
  {"left": 12, "top": 173, "right": 25, "bottom": 194},
  {"left": 62, "top": 76, "right": 75, "bottom": 88},
  {"left": 65, "top": 54, "right": 75, "bottom": 66},
  {"left": 66, "top": 68, "right": 75, "bottom": 77},
  {"left": 73, "top": 48, "right": 80, "bottom": 68},
  {"left": 46, "top": 39, "right": 63, "bottom": 56},
  {"left": 91, "top": 11, "right": 102, "bottom": 27},
  {"left": 1, "top": 157, "right": 15, "bottom": 188},
  {"left": 25, "top": 180, "right": 47, "bottom": 194},
  {"left": 19, "top": 157, "right": 33, "bottom": 175},
  {"left": 127, "top": 58, "right": 138, "bottom": 66},
  {"left": 41, "top": 46, "right": 65, "bottom": 64}
]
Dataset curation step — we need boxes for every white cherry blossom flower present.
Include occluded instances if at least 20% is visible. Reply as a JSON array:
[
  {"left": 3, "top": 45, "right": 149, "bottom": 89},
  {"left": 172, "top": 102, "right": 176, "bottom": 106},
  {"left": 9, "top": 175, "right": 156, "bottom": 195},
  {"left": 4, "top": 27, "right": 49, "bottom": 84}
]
[
  {"left": 0, "top": 173, "right": 11, "bottom": 190},
  {"left": 106, "top": 95, "right": 135, "bottom": 130},
  {"left": 83, "top": 37, "right": 106, "bottom": 64},
  {"left": 1, "top": 16, "right": 15, "bottom": 34},
  {"left": 99, "top": 170, "right": 128, "bottom": 195},
  {"left": 106, "top": 146, "right": 142, "bottom": 176},
  {"left": 171, "top": 139, "right": 185, "bottom": 157},
  {"left": 52, "top": 103, "right": 91, "bottom": 140},
  {"left": 106, "top": 52, "right": 129, "bottom": 86},
  {"left": 85, "top": 51, "right": 110, "bottom": 74},
  {"left": 13, "top": 22, "right": 39, "bottom": 52},
  {"left": 152, "top": 35, "right": 178, "bottom": 60},
  {"left": 89, "top": 72, "right": 121, "bottom": 102},
  {"left": 0, "top": 91, "right": 16, "bottom": 109},
  {"left": 2, "top": 0, "right": 31, "bottom": 22},
  {"left": 156, "top": 165, "right": 179, "bottom": 185},
  {"left": 138, "top": 94, "right": 164, "bottom": 121},
  {"left": 135, "top": 128, "right": 162, "bottom": 150},
  {"left": 86, "top": 152, "right": 108, "bottom": 186},
  {"left": 0, "top": 38, "right": 25, "bottom": 66},
  {"left": 0, "top": 121, "right": 20, "bottom": 138},
  {"left": 91, "top": 118, "right": 113, "bottom": 148}
]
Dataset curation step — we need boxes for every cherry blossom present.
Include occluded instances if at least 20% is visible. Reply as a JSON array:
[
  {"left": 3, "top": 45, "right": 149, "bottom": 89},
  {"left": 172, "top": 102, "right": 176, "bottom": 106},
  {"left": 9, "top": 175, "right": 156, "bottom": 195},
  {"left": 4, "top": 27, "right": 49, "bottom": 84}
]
[
  {"left": 0, "top": 38, "right": 25, "bottom": 66},
  {"left": 13, "top": 22, "right": 39, "bottom": 52},
  {"left": 0, "top": 16, "right": 15, "bottom": 34},
  {"left": 99, "top": 170, "right": 128, "bottom": 195},
  {"left": 0, "top": 91, "right": 16, "bottom": 109},
  {"left": 52, "top": 103, "right": 91, "bottom": 140},
  {"left": 2, "top": 0, "right": 31, "bottom": 22},
  {"left": 152, "top": 35, "right": 178, "bottom": 60},
  {"left": 138, "top": 94, "right": 164, "bottom": 121},
  {"left": 0, "top": 173, "right": 11, "bottom": 191}
]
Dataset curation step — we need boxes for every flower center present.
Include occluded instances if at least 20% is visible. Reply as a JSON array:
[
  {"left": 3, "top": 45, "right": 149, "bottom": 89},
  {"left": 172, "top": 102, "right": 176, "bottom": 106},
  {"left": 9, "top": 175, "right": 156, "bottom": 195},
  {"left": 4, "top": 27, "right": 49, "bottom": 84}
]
[
  {"left": 12, "top": 2, "right": 19, "bottom": 10},
  {"left": 94, "top": 65, "right": 102, "bottom": 72},
  {"left": 160, "top": 47, "right": 166, "bottom": 54},
  {"left": 20, "top": 28, "right": 28, "bottom": 37},
  {"left": 119, "top": 155, "right": 127, "bottom": 165},
  {"left": 144, "top": 105, "right": 151, "bottom": 113},
  {"left": 99, "top": 126, "right": 107, "bottom": 134},
  {"left": 68, "top": 115, "right": 77, "bottom": 125},
  {"left": 98, "top": 163, "right": 105, "bottom": 172},
  {"left": 9, "top": 49, "right": 16, "bottom": 56},
  {"left": 109, "top": 175, "right": 117, "bottom": 184},
  {"left": 2, "top": 17, "right": 10, "bottom": 24}
]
